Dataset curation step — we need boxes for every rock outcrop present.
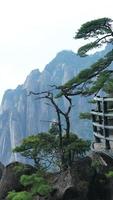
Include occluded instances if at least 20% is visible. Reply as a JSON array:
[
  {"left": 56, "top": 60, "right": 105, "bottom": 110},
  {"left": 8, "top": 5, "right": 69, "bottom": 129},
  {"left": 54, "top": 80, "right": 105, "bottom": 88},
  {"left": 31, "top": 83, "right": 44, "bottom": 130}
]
[
  {"left": 47, "top": 156, "right": 113, "bottom": 200},
  {"left": 48, "top": 157, "right": 93, "bottom": 200},
  {"left": 0, "top": 156, "right": 113, "bottom": 200},
  {"left": 0, "top": 162, "right": 4, "bottom": 180},
  {"left": 0, "top": 162, "right": 35, "bottom": 200}
]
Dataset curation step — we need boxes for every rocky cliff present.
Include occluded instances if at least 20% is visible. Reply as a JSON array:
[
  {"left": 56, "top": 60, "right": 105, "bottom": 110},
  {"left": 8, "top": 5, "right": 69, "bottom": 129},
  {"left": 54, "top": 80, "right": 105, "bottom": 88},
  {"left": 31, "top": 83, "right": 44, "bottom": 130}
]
[
  {"left": 0, "top": 156, "right": 113, "bottom": 200},
  {"left": 0, "top": 46, "right": 112, "bottom": 165}
]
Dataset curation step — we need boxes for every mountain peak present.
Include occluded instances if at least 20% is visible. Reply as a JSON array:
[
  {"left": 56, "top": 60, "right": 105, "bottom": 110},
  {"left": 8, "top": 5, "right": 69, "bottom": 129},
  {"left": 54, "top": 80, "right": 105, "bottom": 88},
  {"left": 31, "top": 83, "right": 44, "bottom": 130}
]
[
  {"left": 44, "top": 50, "right": 77, "bottom": 73},
  {"left": 27, "top": 69, "right": 40, "bottom": 78},
  {"left": 56, "top": 50, "right": 76, "bottom": 57}
]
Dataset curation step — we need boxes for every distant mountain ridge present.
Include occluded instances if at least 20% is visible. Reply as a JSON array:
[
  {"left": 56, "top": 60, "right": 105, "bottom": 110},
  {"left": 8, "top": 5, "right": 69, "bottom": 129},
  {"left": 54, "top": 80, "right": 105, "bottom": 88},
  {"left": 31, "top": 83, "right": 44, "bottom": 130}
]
[{"left": 0, "top": 45, "right": 112, "bottom": 165}]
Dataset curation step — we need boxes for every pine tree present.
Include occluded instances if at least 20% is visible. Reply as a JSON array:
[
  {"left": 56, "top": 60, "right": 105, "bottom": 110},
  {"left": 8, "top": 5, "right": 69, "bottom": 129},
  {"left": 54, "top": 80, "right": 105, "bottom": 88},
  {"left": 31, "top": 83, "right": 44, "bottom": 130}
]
[{"left": 59, "top": 18, "right": 113, "bottom": 96}]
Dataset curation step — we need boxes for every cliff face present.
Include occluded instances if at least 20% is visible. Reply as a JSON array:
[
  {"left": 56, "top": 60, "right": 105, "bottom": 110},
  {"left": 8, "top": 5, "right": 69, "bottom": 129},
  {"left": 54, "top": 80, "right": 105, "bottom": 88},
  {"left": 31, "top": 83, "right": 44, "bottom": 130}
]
[
  {"left": 0, "top": 47, "right": 112, "bottom": 165},
  {"left": 0, "top": 157, "right": 112, "bottom": 200}
]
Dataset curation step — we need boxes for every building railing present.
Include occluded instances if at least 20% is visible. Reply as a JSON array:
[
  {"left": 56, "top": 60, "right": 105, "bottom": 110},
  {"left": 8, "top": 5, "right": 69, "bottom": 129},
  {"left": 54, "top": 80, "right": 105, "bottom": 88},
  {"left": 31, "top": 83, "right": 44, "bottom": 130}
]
[{"left": 91, "top": 96, "right": 113, "bottom": 150}]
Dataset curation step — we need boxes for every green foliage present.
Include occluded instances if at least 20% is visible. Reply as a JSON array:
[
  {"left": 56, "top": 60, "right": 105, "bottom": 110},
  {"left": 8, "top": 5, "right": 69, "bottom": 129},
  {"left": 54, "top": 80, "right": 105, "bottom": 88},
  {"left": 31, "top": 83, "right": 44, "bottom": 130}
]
[
  {"left": 91, "top": 157, "right": 103, "bottom": 172},
  {"left": 13, "top": 132, "right": 58, "bottom": 169},
  {"left": 7, "top": 191, "right": 16, "bottom": 200},
  {"left": 75, "top": 18, "right": 112, "bottom": 57},
  {"left": 62, "top": 133, "right": 90, "bottom": 163},
  {"left": 79, "top": 112, "right": 91, "bottom": 120},
  {"left": 59, "top": 17, "right": 113, "bottom": 97},
  {"left": 63, "top": 68, "right": 92, "bottom": 89},
  {"left": 7, "top": 191, "right": 32, "bottom": 200},
  {"left": 63, "top": 49, "right": 113, "bottom": 95},
  {"left": 78, "top": 41, "right": 100, "bottom": 57},
  {"left": 13, "top": 129, "right": 90, "bottom": 171},
  {"left": 75, "top": 18, "right": 112, "bottom": 40},
  {"left": 104, "top": 78, "right": 113, "bottom": 94},
  {"left": 7, "top": 172, "right": 52, "bottom": 200},
  {"left": 14, "top": 163, "right": 31, "bottom": 175},
  {"left": 88, "top": 71, "right": 111, "bottom": 95},
  {"left": 37, "top": 184, "right": 51, "bottom": 196},
  {"left": 105, "top": 170, "right": 113, "bottom": 178},
  {"left": 20, "top": 173, "right": 52, "bottom": 196},
  {"left": 67, "top": 138, "right": 90, "bottom": 157}
]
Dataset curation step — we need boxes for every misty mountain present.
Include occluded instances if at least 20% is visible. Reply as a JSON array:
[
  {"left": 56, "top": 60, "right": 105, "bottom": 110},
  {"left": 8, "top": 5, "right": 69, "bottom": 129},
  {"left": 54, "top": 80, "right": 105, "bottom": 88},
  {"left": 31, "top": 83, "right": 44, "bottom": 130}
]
[{"left": 0, "top": 45, "right": 112, "bottom": 165}]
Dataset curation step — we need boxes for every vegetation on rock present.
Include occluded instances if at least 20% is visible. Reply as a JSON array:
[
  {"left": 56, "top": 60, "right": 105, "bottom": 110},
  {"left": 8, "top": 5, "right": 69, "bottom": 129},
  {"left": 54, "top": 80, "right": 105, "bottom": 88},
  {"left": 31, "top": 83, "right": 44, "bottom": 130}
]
[
  {"left": 7, "top": 17, "right": 113, "bottom": 200},
  {"left": 7, "top": 171, "right": 52, "bottom": 200},
  {"left": 13, "top": 130, "right": 90, "bottom": 171}
]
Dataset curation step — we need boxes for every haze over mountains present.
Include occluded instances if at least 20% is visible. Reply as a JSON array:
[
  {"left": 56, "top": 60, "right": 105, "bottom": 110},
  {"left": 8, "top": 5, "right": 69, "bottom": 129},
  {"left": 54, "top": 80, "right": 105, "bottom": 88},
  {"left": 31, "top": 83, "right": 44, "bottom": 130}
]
[{"left": 0, "top": 45, "right": 112, "bottom": 165}]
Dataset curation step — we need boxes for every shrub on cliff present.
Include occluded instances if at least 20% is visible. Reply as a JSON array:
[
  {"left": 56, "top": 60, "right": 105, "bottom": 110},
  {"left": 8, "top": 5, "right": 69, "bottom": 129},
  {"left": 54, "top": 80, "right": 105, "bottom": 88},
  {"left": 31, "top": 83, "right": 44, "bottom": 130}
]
[
  {"left": 6, "top": 172, "right": 52, "bottom": 200},
  {"left": 7, "top": 191, "right": 32, "bottom": 200}
]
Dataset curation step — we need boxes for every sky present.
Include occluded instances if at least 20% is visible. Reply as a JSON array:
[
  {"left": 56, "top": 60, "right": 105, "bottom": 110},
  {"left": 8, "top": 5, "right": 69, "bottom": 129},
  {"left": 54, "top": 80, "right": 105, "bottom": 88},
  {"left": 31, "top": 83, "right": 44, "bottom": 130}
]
[{"left": 0, "top": 0, "right": 113, "bottom": 103}]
